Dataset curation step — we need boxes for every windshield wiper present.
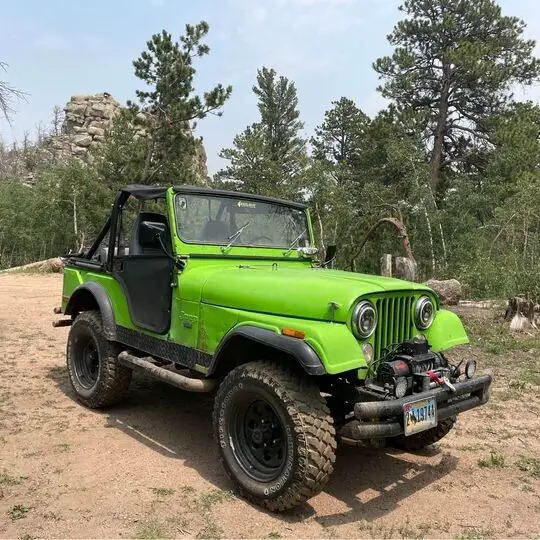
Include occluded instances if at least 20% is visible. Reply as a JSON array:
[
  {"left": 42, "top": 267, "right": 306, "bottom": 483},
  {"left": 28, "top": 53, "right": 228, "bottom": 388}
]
[
  {"left": 221, "top": 222, "right": 251, "bottom": 253},
  {"left": 283, "top": 229, "right": 307, "bottom": 256}
]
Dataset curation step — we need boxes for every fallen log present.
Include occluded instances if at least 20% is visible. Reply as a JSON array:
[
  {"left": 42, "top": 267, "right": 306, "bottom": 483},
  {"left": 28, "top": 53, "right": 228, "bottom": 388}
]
[{"left": 0, "top": 258, "right": 64, "bottom": 274}]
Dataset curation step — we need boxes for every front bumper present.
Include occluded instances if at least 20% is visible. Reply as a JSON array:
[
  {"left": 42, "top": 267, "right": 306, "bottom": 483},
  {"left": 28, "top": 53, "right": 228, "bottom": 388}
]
[{"left": 339, "top": 374, "right": 492, "bottom": 441}]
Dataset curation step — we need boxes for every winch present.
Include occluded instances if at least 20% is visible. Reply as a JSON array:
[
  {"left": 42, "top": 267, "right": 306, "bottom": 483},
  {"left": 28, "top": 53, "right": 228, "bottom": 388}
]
[{"left": 374, "top": 337, "right": 456, "bottom": 397}]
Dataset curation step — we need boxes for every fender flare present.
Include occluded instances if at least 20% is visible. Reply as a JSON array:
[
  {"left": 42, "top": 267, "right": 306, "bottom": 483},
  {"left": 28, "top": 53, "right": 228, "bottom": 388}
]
[
  {"left": 65, "top": 282, "right": 116, "bottom": 340},
  {"left": 210, "top": 325, "right": 326, "bottom": 376}
]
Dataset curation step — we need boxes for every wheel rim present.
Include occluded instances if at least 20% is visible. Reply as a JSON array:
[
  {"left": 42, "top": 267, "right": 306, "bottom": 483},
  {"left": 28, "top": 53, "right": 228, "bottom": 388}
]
[
  {"left": 231, "top": 397, "right": 287, "bottom": 482},
  {"left": 73, "top": 334, "right": 100, "bottom": 390}
]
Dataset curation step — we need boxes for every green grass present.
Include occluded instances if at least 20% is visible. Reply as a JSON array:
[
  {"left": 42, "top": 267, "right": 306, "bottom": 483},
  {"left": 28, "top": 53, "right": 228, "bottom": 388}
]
[
  {"left": 54, "top": 443, "right": 72, "bottom": 453},
  {"left": 478, "top": 451, "right": 505, "bottom": 469},
  {"left": 515, "top": 456, "right": 540, "bottom": 478},
  {"left": 180, "top": 484, "right": 196, "bottom": 495},
  {"left": 135, "top": 520, "right": 169, "bottom": 540},
  {"left": 196, "top": 521, "right": 223, "bottom": 540},
  {"left": 0, "top": 473, "right": 23, "bottom": 486},
  {"left": 152, "top": 487, "right": 175, "bottom": 497},
  {"left": 455, "top": 528, "right": 494, "bottom": 539},
  {"left": 198, "top": 489, "right": 233, "bottom": 511},
  {"left": 8, "top": 505, "right": 31, "bottom": 521}
]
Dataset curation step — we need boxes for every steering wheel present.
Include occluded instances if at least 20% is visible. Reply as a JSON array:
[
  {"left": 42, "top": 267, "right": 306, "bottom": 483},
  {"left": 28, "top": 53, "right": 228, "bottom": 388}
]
[{"left": 250, "top": 235, "right": 273, "bottom": 243}]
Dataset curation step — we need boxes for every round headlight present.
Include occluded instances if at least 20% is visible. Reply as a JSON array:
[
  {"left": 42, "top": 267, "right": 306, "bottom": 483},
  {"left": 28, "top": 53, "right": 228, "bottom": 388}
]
[
  {"left": 415, "top": 296, "right": 435, "bottom": 330},
  {"left": 352, "top": 301, "right": 377, "bottom": 339}
]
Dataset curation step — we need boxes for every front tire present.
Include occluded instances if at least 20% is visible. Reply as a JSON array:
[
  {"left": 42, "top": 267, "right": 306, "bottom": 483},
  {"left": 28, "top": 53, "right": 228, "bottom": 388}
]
[
  {"left": 213, "top": 360, "right": 336, "bottom": 511},
  {"left": 66, "top": 310, "right": 132, "bottom": 408}
]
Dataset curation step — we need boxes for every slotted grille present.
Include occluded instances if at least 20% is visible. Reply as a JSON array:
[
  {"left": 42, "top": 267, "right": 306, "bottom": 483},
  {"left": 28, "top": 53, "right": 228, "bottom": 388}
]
[{"left": 373, "top": 295, "right": 415, "bottom": 360}]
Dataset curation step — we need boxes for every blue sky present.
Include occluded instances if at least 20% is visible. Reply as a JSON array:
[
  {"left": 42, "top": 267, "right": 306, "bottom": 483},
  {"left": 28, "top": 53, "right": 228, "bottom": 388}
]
[{"left": 1, "top": 0, "right": 539, "bottom": 175}]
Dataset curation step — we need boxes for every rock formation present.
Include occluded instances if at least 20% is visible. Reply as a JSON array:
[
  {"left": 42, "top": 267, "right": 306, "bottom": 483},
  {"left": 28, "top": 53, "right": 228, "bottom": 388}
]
[
  {"left": 47, "top": 93, "right": 121, "bottom": 159},
  {"left": 46, "top": 92, "right": 209, "bottom": 181}
]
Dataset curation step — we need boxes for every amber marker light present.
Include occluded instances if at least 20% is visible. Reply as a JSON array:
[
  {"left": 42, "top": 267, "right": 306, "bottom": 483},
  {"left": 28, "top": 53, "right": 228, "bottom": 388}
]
[{"left": 282, "top": 328, "right": 306, "bottom": 339}]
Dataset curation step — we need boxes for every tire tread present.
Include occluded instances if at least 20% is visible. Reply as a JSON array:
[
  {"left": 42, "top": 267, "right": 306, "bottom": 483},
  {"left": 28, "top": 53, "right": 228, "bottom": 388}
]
[
  {"left": 67, "top": 310, "right": 131, "bottom": 408},
  {"left": 213, "top": 360, "right": 336, "bottom": 511}
]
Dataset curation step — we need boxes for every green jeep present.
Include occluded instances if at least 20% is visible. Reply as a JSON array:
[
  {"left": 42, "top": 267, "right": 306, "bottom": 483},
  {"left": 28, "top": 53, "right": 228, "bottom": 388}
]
[{"left": 56, "top": 184, "right": 492, "bottom": 511}]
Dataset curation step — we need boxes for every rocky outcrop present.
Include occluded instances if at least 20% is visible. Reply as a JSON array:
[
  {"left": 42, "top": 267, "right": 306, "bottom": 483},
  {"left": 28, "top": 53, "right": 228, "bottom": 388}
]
[
  {"left": 47, "top": 93, "right": 121, "bottom": 159},
  {"left": 45, "top": 92, "right": 209, "bottom": 182}
]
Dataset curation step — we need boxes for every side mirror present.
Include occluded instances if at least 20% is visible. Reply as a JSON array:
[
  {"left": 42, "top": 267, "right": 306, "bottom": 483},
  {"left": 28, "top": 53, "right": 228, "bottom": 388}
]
[
  {"left": 323, "top": 245, "right": 337, "bottom": 268},
  {"left": 139, "top": 221, "right": 167, "bottom": 250}
]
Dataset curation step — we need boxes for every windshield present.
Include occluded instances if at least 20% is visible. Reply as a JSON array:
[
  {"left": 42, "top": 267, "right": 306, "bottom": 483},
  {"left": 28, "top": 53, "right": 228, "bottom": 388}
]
[{"left": 174, "top": 193, "right": 310, "bottom": 249}]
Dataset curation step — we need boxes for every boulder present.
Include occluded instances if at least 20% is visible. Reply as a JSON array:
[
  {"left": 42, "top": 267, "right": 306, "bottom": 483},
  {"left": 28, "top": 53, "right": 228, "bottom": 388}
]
[
  {"left": 87, "top": 126, "right": 105, "bottom": 137},
  {"left": 71, "top": 94, "right": 91, "bottom": 102},
  {"left": 73, "top": 134, "right": 92, "bottom": 147},
  {"left": 65, "top": 102, "right": 87, "bottom": 115},
  {"left": 89, "top": 103, "right": 106, "bottom": 116},
  {"left": 424, "top": 278, "right": 462, "bottom": 305},
  {"left": 102, "top": 105, "right": 117, "bottom": 119},
  {"left": 72, "top": 145, "right": 88, "bottom": 155}
]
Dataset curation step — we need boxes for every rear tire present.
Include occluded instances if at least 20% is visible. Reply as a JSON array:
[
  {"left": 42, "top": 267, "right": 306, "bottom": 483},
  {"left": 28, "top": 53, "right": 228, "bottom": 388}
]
[
  {"left": 388, "top": 416, "right": 457, "bottom": 451},
  {"left": 213, "top": 360, "right": 336, "bottom": 511},
  {"left": 66, "top": 310, "right": 132, "bottom": 408}
]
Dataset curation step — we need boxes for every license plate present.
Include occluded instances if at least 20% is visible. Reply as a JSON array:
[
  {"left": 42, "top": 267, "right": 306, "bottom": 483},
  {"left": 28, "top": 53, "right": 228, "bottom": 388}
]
[{"left": 403, "top": 397, "right": 437, "bottom": 436}]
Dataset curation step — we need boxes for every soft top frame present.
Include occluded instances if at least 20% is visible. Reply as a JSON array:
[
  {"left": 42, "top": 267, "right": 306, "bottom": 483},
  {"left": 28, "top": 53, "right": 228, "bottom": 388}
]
[
  {"left": 121, "top": 184, "right": 307, "bottom": 210},
  {"left": 83, "top": 184, "right": 307, "bottom": 269}
]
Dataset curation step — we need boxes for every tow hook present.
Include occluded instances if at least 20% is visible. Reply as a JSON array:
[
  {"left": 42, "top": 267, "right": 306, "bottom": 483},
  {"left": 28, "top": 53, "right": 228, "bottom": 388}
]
[{"left": 427, "top": 369, "right": 457, "bottom": 392}]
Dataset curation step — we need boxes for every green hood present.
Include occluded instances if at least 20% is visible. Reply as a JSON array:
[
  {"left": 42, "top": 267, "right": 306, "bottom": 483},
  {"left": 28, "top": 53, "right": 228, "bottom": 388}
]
[{"left": 194, "top": 265, "right": 431, "bottom": 323}]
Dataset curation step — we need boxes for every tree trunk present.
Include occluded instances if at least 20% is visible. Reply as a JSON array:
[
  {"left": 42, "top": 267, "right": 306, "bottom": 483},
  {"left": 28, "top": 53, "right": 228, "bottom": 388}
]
[
  {"left": 380, "top": 254, "right": 392, "bottom": 277},
  {"left": 430, "top": 62, "right": 451, "bottom": 197},
  {"left": 394, "top": 257, "right": 417, "bottom": 282},
  {"left": 505, "top": 296, "right": 538, "bottom": 331}
]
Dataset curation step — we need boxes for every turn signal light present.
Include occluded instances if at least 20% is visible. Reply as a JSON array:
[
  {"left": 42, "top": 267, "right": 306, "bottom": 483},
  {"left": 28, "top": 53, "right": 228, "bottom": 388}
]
[{"left": 282, "top": 328, "right": 306, "bottom": 339}]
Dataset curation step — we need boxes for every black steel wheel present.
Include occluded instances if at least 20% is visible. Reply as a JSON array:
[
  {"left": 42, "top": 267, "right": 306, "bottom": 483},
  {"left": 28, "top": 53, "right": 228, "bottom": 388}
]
[
  {"left": 230, "top": 397, "right": 287, "bottom": 482},
  {"left": 213, "top": 360, "right": 336, "bottom": 511},
  {"left": 66, "top": 311, "right": 132, "bottom": 408},
  {"left": 72, "top": 333, "right": 100, "bottom": 390}
]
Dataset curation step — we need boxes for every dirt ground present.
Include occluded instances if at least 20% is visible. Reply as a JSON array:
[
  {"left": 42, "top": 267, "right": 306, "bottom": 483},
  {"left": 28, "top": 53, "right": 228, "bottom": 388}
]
[{"left": 0, "top": 274, "right": 538, "bottom": 539}]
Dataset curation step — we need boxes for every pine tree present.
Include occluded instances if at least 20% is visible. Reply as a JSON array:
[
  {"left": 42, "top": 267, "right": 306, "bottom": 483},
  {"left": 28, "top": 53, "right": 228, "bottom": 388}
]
[
  {"left": 374, "top": 0, "right": 540, "bottom": 199},
  {"left": 103, "top": 23, "right": 232, "bottom": 186},
  {"left": 217, "top": 67, "right": 306, "bottom": 196},
  {"left": 311, "top": 97, "right": 370, "bottom": 165}
]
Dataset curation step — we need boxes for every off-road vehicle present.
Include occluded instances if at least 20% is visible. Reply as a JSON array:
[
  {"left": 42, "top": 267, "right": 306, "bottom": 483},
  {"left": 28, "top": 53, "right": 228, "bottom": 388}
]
[{"left": 55, "top": 184, "right": 492, "bottom": 511}]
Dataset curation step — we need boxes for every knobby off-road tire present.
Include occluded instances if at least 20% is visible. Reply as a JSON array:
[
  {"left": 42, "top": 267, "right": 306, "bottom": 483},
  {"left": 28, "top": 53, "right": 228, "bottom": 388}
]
[
  {"left": 66, "top": 310, "right": 132, "bottom": 408},
  {"left": 213, "top": 360, "right": 336, "bottom": 511},
  {"left": 388, "top": 416, "right": 457, "bottom": 451}
]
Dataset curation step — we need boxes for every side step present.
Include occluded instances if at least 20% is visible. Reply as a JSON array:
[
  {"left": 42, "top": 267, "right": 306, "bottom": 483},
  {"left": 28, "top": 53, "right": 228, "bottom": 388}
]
[{"left": 118, "top": 351, "right": 218, "bottom": 393}]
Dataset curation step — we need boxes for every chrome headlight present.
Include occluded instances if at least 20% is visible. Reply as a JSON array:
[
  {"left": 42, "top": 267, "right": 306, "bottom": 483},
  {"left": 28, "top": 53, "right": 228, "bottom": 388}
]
[
  {"left": 352, "top": 300, "right": 377, "bottom": 339},
  {"left": 415, "top": 296, "right": 435, "bottom": 330}
]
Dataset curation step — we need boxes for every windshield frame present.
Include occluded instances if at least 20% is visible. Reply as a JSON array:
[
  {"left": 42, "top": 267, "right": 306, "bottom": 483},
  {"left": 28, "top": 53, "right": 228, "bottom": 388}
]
[{"left": 173, "top": 191, "right": 311, "bottom": 251}]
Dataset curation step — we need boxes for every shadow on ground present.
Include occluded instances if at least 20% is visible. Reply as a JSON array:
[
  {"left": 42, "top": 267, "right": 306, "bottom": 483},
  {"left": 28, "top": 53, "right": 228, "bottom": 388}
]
[{"left": 48, "top": 365, "right": 458, "bottom": 526}]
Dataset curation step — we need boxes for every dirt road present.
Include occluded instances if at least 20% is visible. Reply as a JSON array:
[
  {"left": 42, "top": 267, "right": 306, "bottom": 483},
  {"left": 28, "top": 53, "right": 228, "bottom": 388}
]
[{"left": 0, "top": 274, "right": 538, "bottom": 539}]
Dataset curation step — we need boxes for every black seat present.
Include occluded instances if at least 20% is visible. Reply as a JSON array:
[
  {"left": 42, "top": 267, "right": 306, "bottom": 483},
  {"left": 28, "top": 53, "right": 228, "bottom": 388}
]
[{"left": 130, "top": 212, "right": 171, "bottom": 255}]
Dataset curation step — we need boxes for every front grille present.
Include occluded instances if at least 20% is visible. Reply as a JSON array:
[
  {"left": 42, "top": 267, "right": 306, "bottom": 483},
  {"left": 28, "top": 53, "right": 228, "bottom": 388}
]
[{"left": 373, "top": 295, "right": 415, "bottom": 360}]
